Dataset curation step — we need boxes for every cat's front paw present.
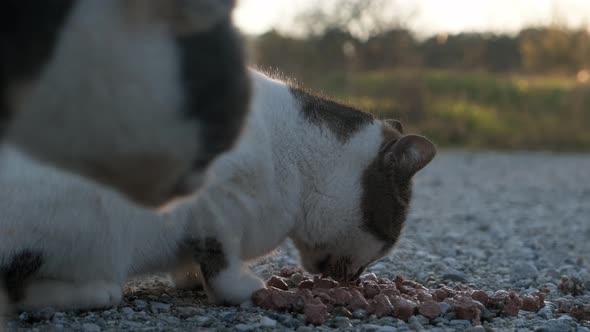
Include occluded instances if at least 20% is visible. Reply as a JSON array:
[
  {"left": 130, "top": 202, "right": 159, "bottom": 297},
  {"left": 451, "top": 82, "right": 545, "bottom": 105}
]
[{"left": 206, "top": 270, "right": 265, "bottom": 306}]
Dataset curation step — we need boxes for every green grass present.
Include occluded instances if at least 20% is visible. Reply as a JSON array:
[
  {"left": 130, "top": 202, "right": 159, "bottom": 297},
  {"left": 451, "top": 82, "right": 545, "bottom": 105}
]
[{"left": 300, "top": 69, "right": 590, "bottom": 151}]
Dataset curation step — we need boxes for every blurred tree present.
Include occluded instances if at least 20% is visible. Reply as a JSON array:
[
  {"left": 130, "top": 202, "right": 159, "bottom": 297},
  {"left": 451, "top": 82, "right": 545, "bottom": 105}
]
[
  {"left": 294, "top": 0, "right": 417, "bottom": 40},
  {"left": 518, "top": 27, "right": 590, "bottom": 73},
  {"left": 359, "top": 29, "right": 419, "bottom": 69}
]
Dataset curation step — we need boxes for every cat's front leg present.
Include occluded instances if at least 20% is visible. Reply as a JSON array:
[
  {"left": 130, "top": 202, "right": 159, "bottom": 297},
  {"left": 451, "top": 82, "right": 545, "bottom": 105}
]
[
  {"left": 199, "top": 259, "right": 265, "bottom": 306},
  {"left": 186, "top": 237, "right": 264, "bottom": 305},
  {"left": 16, "top": 280, "right": 122, "bottom": 311}
]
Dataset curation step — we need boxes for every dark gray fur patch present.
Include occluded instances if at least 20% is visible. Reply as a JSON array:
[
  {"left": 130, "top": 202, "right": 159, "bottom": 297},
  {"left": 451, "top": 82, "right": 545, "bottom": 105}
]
[
  {"left": 360, "top": 126, "right": 412, "bottom": 245},
  {"left": 177, "top": 17, "right": 250, "bottom": 170},
  {"left": 183, "top": 237, "right": 227, "bottom": 282},
  {"left": 0, "top": 250, "right": 44, "bottom": 302},
  {"left": 290, "top": 87, "right": 374, "bottom": 143},
  {"left": 0, "top": 0, "right": 75, "bottom": 137}
]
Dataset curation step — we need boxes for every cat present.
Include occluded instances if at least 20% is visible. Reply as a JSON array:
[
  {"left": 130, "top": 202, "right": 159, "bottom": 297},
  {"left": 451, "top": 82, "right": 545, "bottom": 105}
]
[
  {"left": 171, "top": 70, "right": 437, "bottom": 304},
  {"left": 0, "top": 0, "right": 250, "bottom": 207},
  {"left": 0, "top": 70, "right": 435, "bottom": 311}
]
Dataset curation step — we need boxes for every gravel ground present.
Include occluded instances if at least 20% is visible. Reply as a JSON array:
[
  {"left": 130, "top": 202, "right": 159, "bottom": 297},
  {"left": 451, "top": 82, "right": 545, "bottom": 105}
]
[{"left": 5, "top": 150, "right": 590, "bottom": 332}]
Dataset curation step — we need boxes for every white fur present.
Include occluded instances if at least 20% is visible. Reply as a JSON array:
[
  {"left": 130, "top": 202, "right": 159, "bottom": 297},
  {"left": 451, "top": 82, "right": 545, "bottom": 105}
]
[
  {"left": 5, "top": 0, "right": 236, "bottom": 207},
  {"left": 0, "top": 146, "right": 193, "bottom": 311}
]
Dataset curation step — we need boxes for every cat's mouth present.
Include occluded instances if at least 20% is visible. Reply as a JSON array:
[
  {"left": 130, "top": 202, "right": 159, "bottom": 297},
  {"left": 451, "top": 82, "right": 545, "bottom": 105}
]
[{"left": 314, "top": 255, "right": 367, "bottom": 283}]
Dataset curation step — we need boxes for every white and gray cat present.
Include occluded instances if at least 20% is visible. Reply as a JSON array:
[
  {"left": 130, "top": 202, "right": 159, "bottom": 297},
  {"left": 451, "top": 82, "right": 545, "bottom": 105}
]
[
  {"left": 0, "top": 70, "right": 436, "bottom": 311},
  {"left": 1, "top": 0, "right": 250, "bottom": 207}
]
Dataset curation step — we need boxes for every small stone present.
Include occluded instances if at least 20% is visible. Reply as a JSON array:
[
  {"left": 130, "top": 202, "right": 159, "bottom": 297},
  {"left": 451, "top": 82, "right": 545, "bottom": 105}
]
[
  {"left": 82, "top": 323, "right": 101, "bottom": 332},
  {"left": 442, "top": 270, "right": 468, "bottom": 283},
  {"left": 408, "top": 316, "right": 424, "bottom": 331},
  {"left": 296, "top": 327, "right": 314, "bottom": 332},
  {"left": 465, "top": 326, "right": 486, "bottom": 332},
  {"left": 304, "top": 298, "right": 328, "bottom": 325},
  {"left": 537, "top": 319, "right": 574, "bottom": 332},
  {"left": 419, "top": 300, "right": 442, "bottom": 319},
  {"left": 235, "top": 323, "right": 259, "bottom": 331},
  {"left": 538, "top": 305, "right": 555, "bottom": 319},
  {"left": 449, "top": 319, "right": 472, "bottom": 328},
  {"left": 332, "top": 316, "right": 353, "bottom": 329},
  {"left": 31, "top": 307, "right": 55, "bottom": 321},
  {"left": 120, "top": 307, "right": 135, "bottom": 316},
  {"left": 512, "top": 262, "right": 539, "bottom": 280},
  {"left": 187, "top": 315, "right": 213, "bottom": 325},
  {"left": 414, "top": 314, "right": 430, "bottom": 325},
  {"left": 259, "top": 317, "right": 278, "bottom": 327},
  {"left": 353, "top": 309, "right": 368, "bottom": 319},
  {"left": 150, "top": 301, "right": 171, "bottom": 313},
  {"left": 133, "top": 300, "right": 147, "bottom": 309},
  {"left": 240, "top": 300, "right": 254, "bottom": 309},
  {"left": 267, "top": 275, "right": 290, "bottom": 290}
]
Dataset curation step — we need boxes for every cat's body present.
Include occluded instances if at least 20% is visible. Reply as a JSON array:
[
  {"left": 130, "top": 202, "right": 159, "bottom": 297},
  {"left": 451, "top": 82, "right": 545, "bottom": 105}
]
[
  {"left": 0, "top": 71, "right": 435, "bottom": 311},
  {"left": 1, "top": 0, "right": 249, "bottom": 207}
]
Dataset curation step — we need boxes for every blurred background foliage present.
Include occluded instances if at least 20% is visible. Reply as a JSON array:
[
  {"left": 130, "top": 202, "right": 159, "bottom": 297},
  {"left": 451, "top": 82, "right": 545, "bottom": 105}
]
[{"left": 244, "top": 0, "right": 590, "bottom": 150}]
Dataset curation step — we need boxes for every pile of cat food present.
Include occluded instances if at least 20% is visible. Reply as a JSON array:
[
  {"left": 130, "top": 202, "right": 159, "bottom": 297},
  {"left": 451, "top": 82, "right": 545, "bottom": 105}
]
[
  {"left": 553, "top": 275, "right": 590, "bottom": 321},
  {"left": 252, "top": 267, "right": 546, "bottom": 326}
]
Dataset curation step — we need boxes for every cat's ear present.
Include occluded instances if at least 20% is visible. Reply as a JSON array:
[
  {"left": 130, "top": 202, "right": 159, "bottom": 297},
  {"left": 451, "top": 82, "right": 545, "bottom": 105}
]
[
  {"left": 382, "top": 135, "right": 436, "bottom": 177},
  {"left": 384, "top": 119, "right": 404, "bottom": 133}
]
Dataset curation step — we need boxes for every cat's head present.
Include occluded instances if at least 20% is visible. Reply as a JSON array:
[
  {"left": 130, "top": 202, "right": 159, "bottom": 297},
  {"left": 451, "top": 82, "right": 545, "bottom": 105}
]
[
  {"left": 291, "top": 118, "right": 436, "bottom": 282},
  {"left": 1, "top": 0, "right": 249, "bottom": 207}
]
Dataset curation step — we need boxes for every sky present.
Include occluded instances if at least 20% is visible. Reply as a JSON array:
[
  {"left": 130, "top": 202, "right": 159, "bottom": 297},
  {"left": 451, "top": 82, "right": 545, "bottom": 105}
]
[{"left": 234, "top": 0, "right": 590, "bottom": 36}]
